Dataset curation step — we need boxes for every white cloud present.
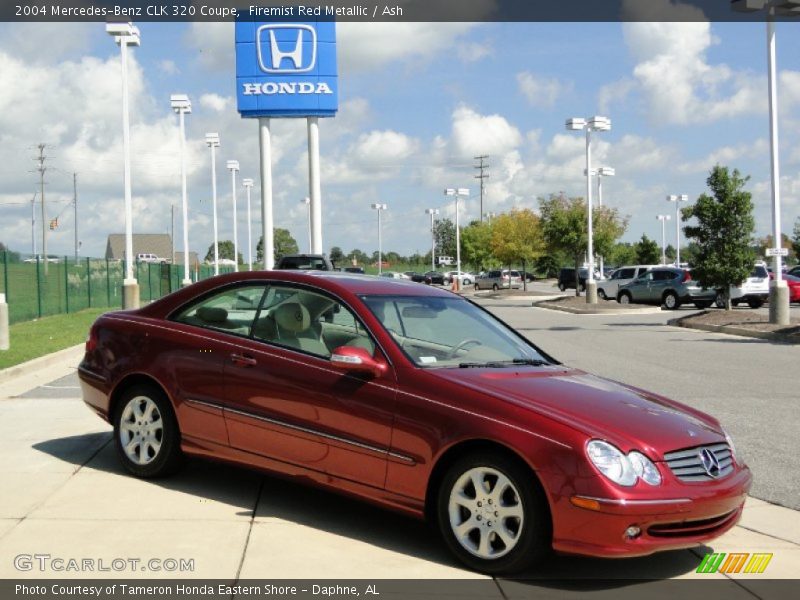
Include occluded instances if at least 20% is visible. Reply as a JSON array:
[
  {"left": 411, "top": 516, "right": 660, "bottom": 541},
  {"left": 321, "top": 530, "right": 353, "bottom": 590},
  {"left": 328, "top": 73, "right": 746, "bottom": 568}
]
[
  {"left": 677, "top": 139, "right": 769, "bottom": 174},
  {"left": 516, "top": 72, "right": 571, "bottom": 108},
  {"left": 158, "top": 59, "right": 179, "bottom": 75},
  {"left": 450, "top": 106, "right": 522, "bottom": 159},
  {"left": 598, "top": 79, "right": 635, "bottom": 114},
  {"left": 457, "top": 41, "right": 492, "bottom": 63},
  {"left": 199, "top": 93, "right": 231, "bottom": 112}
]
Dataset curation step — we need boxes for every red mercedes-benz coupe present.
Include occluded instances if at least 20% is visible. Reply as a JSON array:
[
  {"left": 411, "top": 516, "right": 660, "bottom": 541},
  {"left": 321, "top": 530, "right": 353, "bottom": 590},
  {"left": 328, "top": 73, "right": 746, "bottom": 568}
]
[{"left": 79, "top": 271, "right": 751, "bottom": 574}]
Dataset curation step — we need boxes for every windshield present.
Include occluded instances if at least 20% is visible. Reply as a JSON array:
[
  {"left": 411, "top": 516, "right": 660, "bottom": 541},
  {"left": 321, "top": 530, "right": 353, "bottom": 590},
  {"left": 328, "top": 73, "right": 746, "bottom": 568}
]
[{"left": 360, "top": 295, "right": 551, "bottom": 368}]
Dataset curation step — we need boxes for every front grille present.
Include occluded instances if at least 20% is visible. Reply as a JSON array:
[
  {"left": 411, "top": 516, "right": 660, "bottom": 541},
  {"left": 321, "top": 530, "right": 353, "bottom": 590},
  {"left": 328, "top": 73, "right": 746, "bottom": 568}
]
[
  {"left": 664, "top": 442, "right": 734, "bottom": 482},
  {"left": 647, "top": 510, "right": 738, "bottom": 538}
]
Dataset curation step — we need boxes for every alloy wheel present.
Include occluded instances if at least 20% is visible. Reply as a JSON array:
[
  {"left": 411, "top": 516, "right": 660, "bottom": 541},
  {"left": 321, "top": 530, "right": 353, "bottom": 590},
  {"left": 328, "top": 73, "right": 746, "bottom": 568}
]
[{"left": 119, "top": 396, "right": 164, "bottom": 465}]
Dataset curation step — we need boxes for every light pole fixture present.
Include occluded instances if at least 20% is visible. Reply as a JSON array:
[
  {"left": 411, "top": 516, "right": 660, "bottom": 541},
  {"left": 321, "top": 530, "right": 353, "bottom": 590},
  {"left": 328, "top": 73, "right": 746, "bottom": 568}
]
[
  {"left": 596, "top": 166, "right": 615, "bottom": 279},
  {"left": 483, "top": 211, "right": 497, "bottom": 221},
  {"left": 732, "top": 0, "right": 798, "bottom": 325},
  {"left": 425, "top": 208, "right": 439, "bottom": 271},
  {"left": 226, "top": 160, "right": 240, "bottom": 272},
  {"left": 566, "top": 116, "right": 611, "bottom": 303},
  {"left": 170, "top": 93, "right": 192, "bottom": 287},
  {"left": 666, "top": 194, "right": 689, "bottom": 266},
  {"left": 444, "top": 188, "right": 469, "bottom": 290},
  {"left": 656, "top": 214, "right": 671, "bottom": 265},
  {"left": 205, "top": 132, "right": 220, "bottom": 275},
  {"left": 371, "top": 203, "right": 388, "bottom": 275},
  {"left": 301, "top": 197, "right": 311, "bottom": 253},
  {"left": 107, "top": 21, "right": 141, "bottom": 307},
  {"left": 242, "top": 178, "right": 254, "bottom": 271}
]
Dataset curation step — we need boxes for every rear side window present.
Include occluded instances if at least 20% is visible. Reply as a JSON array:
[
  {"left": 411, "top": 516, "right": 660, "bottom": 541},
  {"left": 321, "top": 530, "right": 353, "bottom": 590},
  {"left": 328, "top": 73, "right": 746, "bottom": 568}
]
[
  {"left": 618, "top": 268, "right": 636, "bottom": 279},
  {"left": 653, "top": 270, "right": 677, "bottom": 281},
  {"left": 173, "top": 285, "right": 267, "bottom": 336},
  {"left": 752, "top": 266, "right": 768, "bottom": 278}
]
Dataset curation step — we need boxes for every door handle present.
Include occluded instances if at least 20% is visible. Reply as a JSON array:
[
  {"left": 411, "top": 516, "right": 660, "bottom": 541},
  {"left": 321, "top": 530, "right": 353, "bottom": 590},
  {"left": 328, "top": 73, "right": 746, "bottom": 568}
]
[{"left": 230, "top": 353, "right": 257, "bottom": 367}]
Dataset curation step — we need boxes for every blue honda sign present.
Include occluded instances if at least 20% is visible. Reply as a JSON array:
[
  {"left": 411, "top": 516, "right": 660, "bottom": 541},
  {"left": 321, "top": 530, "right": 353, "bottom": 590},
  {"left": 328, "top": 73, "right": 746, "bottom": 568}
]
[{"left": 235, "top": 17, "right": 338, "bottom": 118}]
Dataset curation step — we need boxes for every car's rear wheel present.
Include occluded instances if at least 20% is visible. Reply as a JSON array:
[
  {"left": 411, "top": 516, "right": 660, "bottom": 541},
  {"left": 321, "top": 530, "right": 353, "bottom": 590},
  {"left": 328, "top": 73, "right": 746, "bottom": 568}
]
[
  {"left": 437, "top": 453, "right": 549, "bottom": 574},
  {"left": 663, "top": 291, "right": 681, "bottom": 310},
  {"left": 715, "top": 291, "right": 726, "bottom": 309},
  {"left": 474, "top": 284, "right": 480, "bottom": 291},
  {"left": 618, "top": 292, "right": 631, "bottom": 304},
  {"left": 557, "top": 283, "right": 566, "bottom": 292},
  {"left": 747, "top": 298, "right": 764, "bottom": 309},
  {"left": 597, "top": 289, "right": 607, "bottom": 300},
  {"left": 492, "top": 284, "right": 499, "bottom": 291},
  {"left": 113, "top": 384, "right": 182, "bottom": 478},
  {"left": 694, "top": 300, "right": 712, "bottom": 309},
  {"left": 579, "top": 283, "right": 586, "bottom": 292}
]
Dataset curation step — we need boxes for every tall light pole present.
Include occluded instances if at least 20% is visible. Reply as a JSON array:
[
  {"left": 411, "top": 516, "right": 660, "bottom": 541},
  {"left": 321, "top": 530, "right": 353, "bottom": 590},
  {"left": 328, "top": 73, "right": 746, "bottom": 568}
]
[
  {"left": 732, "top": 0, "right": 796, "bottom": 324},
  {"left": 205, "top": 133, "right": 220, "bottom": 275},
  {"left": 657, "top": 214, "right": 671, "bottom": 265},
  {"left": 596, "top": 166, "right": 614, "bottom": 278},
  {"left": 371, "top": 203, "right": 387, "bottom": 275},
  {"left": 566, "top": 116, "right": 611, "bottom": 303},
  {"left": 170, "top": 94, "right": 192, "bottom": 287},
  {"left": 107, "top": 22, "right": 141, "bottom": 307},
  {"left": 666, "top": 194, "right": 689, "bottom": 266},
  {"left": 445, "top": 188, "right": 469, "bottom": 290},
  {"left": 242, "top": 178, "right": 254, "bottom": 271},
  {"left": 425, "top": 208, "right": 439, "bottom": 271},
  {"left": 301, "top": 197, "right": 311, "bottom": 253},
  {"left": 227, "top": 160, "right": 240, "bottom": 272}
]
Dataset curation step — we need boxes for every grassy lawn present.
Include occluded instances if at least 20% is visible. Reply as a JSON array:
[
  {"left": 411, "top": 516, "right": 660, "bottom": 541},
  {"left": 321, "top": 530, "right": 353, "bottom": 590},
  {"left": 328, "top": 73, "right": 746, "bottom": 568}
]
[{"left": 0, "top": 308, "right": 108, "bottom": 370}]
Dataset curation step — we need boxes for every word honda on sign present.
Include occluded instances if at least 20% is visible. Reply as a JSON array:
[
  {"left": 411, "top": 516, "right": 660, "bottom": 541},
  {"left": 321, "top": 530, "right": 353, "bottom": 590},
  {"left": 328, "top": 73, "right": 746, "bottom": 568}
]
[{"left": 236, "top": 18, "right": 338, "bottom": 118}]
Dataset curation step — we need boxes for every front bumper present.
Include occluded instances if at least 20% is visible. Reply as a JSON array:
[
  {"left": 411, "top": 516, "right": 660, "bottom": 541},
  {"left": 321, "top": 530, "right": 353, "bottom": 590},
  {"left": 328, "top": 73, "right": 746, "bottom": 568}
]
[{"left": 551, "top": 465, "right": 752, "bottom": 558}]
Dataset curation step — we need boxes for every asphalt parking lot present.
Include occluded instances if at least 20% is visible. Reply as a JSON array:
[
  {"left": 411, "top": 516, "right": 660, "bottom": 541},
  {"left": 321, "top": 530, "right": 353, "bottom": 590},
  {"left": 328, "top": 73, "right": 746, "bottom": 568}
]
[{"left": 0, "top": 301, "right": 797, "bottom": 591}]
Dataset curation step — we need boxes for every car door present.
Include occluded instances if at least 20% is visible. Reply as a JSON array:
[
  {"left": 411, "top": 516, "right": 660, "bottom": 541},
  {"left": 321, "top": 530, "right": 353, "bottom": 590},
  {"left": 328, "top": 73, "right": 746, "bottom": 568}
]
[
  {"left": 222, "top": 284, "right": 396, "bottom": 489},
  {"left": 648, "top": 270, "right": 673, "bottom": 301},
  {"left": 168, "top": 283, "right": 268, "bottom": 447}
]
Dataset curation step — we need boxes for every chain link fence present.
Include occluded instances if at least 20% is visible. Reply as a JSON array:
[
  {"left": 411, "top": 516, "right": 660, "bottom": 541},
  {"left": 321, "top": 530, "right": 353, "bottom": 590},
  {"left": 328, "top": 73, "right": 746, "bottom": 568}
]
[{"left": 0, "top": 253, "right": 234, "bottom": 325}]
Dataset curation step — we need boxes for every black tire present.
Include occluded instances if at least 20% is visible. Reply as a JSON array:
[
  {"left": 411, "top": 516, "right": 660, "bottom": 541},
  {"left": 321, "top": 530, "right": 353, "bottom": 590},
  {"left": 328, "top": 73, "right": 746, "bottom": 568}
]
[
  {"left": 492, "top": 284, "right": 499, "bottom": 291},
  {"left": 474, "top": 284, "right": 479, "bottom": 291},
  {"left": 436, "top": 452, "right": 551, "bottom": 575},
  {"left": 694, "top": 300, "right": 712, "bottom": 309},
  {"left": 715, "top": 291, "right": 726, "bottom": 309},
  {"left": 663, "top": 291, "right": 681, "bottom": 310},
  {"left": 557, "top": 283, "right": 566, "bottom": 292},
  {"left": 113, "top": 384, "right": 183, "bottom": 478},
  {"left": 747, "top": 298, "right": 764, "bottom": 309},
  {"left": 579, "top": 283, "right": 586, "bottom": 292},
  {"left": 617, "top": 292, "right": 632, "bottom": 305},
  {"left": 731, "top": 300, "right": 740, "bottom": 307},
  {"left": 597, "top": 289, "right": 607, "bottom": 300}
]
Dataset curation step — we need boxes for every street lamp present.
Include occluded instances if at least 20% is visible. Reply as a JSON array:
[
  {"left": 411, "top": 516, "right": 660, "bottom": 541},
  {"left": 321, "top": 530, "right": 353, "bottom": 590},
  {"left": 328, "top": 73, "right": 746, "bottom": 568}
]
[
  {"left": 205, "top": 133, "right": 220, "bottom": 275},
  {"left": 107, "top": 21, "right": 141, "bottom": 307},
  {"left": 242, "top": 178, "right": 254, "bottom": 271},
  {"left": 666, "top": 194, "right": 689, "bottom": 266},
  {"left": 301, "top": 197, "right": 311, "bottom": 253},
  {"left": 596, "top": 166, "right": 615, "bottom": 279},
  {"left": 425, "top": 208, "right": 439, "bottom": 271},
  {"left": 444, "top": 188, "right": 469, "bottom": 291},
  {"left": 732, "top": 0, "right": 797, "bottom": 324},
  {"left": 226, "top": 160, "right": 240, "bottom": 272},
  {"left": 657, "top": 214, "right": 671, "bottom": 265},
  {"left": 170, "top": 93, "right": 192, "bottom": 287},
  {"left": 371, "top": 203, "right": 388, "bottom": 275},
  {"left": 566, "top": 116, "right": 611, "bottom": 303}
]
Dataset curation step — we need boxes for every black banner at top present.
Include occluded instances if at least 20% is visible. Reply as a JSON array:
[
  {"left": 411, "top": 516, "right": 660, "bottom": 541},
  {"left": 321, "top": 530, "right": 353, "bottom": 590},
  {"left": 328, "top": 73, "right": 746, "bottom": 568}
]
[{"left": 5, "top": 0, "right": 800, "bottom": 23}]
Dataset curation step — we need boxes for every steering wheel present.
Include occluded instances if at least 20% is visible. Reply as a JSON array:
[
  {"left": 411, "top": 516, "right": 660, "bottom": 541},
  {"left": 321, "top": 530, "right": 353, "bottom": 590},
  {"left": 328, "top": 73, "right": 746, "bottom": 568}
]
[{"left": 446, "top": 338, "right": 483, "bottom": 359}]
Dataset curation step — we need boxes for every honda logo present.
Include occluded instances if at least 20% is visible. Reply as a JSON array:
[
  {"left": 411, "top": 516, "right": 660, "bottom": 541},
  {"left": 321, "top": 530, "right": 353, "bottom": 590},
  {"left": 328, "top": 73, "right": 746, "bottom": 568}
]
[{"left": 256, "top": 24, "right": 317, "bottom": 73}]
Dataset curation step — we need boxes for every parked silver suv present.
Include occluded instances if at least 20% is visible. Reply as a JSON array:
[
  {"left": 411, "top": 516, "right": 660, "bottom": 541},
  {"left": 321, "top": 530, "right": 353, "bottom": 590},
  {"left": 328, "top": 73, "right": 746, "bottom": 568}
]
[
  {"left": 617, "top": 267, "right": 715, "bottom": 310},
  {"left": 597, "top": 264, "right": 658, "bottom": 301},
  {"left": 717, "top": 263, "right": 769, "bottom": 309}
]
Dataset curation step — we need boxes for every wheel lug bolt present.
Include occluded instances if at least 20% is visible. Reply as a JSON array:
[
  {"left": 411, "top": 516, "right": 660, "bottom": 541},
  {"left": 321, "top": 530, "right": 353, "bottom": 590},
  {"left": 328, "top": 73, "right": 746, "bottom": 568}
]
[
  {"left": 476, "top": 515, "right": 482, "bottom": 521},
  {"left": 477, "top": 502, "right": 482, "bottom": 507},
  {"left": 494, "top": 511, "right": 499, "bottom": 517},
  {"left": 488, "top": 499, "right": 492, "bottom": 505},
  {"left": 488, "top": 521, "right": 493, "bottom": 527}
]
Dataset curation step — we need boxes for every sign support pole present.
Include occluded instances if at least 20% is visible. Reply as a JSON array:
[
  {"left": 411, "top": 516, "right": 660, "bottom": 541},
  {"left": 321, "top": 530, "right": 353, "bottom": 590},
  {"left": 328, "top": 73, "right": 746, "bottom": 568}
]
[
  {"left": 259, "top": 117, "right": 274, "bottom": 270},
  {"left": 308, "top": 117, "right": 322, "bottom": 254}
]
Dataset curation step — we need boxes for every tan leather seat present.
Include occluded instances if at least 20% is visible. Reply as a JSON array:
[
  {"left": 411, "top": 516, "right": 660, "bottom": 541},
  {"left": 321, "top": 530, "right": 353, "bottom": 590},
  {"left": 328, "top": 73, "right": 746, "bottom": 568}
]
[{"left": 272, "top": 302, "right": 329, "bottom": 356}]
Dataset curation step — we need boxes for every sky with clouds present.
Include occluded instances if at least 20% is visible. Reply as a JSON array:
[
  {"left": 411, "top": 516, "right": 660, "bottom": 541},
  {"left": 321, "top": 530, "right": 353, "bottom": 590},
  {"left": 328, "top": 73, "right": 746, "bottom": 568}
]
[{"left": 1, "top": 19, "right": 799, "bottom": 261}]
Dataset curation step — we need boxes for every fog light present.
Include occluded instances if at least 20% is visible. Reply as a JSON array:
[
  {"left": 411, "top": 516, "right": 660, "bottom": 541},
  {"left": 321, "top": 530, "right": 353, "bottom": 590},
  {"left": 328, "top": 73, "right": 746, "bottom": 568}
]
[{"left": 624, "top": 526, "right": 641, "bottom": 539}]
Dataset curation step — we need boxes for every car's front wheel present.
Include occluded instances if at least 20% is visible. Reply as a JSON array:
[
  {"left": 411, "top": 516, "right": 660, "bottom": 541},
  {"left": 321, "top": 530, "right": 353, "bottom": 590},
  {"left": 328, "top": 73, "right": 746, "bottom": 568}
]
[
  {"left": 618, "top": 292, "right": 631, "bottom": 304},
  {"left": 474, "top": 283, "right": 480, "bottom": 291},
  {"left": 113, "top": 384, "right": 182, "bottom": 478},
  {"left": 597, "top": 289, "right": 607, "bottom": 300},
  {"left": 437, "top": 453, "right": 550, "bottom": 574},
  {"left": 747, "top": 298, "right": 765, "bottom": 309},
  {"left": 557, "top": 283, "right": 566, "bottom": 292},
  {"left": 715, "top": 291, "right": 726, "bottom": 309}
]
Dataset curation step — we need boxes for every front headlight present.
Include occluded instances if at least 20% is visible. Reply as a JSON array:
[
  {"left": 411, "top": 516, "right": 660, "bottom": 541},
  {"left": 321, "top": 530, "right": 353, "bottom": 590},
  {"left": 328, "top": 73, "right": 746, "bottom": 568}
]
[
  {"left": 586, "top": 440, "right": 662, "bottom": 487},
  {"left": 586, "top": 440, "right": 637, "bottom": 486}
]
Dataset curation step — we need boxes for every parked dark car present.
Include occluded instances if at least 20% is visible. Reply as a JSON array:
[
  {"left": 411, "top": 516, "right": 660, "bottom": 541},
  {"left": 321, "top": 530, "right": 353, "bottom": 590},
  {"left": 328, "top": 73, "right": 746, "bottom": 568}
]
[
  {"left": 557, "top": 267, "right": 589, "bottom": 292},
  {"left": 405, "top": 271, "right": 427, "bottom": 283},
  {"left": 80, "top": 271, "right": 750, "bottom": 575},
  {"left": 342, "top": 266, "right": 365, "bottom": 274},
  {"left": 275, "top": 254, "right": 334, "bottom": 271},
  {"left": 424, "top": 271, "right": 445, "bottom": 285},
  {"left": 617, "top": 267, "right": 715, "bottom": 309}
]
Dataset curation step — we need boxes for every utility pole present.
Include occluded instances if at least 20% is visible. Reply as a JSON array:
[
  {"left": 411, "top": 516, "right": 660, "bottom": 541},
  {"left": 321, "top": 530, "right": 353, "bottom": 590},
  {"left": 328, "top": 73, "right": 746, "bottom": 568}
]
[
  {"left": 30, "top": 192, "right": 37, "bottom": 257},
  {"left": 73, "top": 173, "right": 78, "bottom": 261},
  {"left": 170, "top": 205, "right": 175, "bottom": 265},
  {"left": 36, "top": 144, "right": 48, "bottom": 274},
  {"left": 474, "top": 155, "right": 489, "bottom": 222}
]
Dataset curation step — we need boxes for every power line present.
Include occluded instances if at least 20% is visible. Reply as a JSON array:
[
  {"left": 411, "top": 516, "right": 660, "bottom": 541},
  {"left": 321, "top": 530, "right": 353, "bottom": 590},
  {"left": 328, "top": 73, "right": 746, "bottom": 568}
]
[
  {"left": 36, "top": 144, "right": 48, "bottom": 271},
  {"left": 474, "top": 155, "right": 489, "bottom": 222}
]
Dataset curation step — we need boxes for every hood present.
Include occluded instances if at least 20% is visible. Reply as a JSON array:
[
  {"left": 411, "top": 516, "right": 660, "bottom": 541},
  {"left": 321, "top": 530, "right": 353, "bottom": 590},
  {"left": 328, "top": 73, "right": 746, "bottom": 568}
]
[{"left": 431, "top": 366, "right": 723, "bottom": 459}]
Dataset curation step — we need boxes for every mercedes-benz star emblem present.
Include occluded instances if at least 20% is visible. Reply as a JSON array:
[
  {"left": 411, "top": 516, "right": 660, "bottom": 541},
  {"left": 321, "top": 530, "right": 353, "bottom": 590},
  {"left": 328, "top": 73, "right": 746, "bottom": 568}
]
[{"left": 699, "top": 448, "right": 721, "bottom": 478}]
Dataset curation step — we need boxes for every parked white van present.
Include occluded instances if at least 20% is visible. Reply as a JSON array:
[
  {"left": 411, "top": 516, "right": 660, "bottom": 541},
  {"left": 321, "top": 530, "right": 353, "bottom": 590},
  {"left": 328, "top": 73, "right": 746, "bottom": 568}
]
[{"left": 598, "top": 265, "right": 659, "bottom": 301}]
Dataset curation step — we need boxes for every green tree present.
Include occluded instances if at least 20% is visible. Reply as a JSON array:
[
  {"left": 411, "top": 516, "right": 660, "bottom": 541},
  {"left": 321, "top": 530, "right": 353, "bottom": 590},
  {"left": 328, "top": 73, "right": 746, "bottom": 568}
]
[
  {"left": 634, "top": 234, "right": 660, "bottom": 265},
  {"left": 606, "top": 242, "right": 637, "bottom": 267},
  {"left": 539, "top": 194, "right": 628, "bottom": 296},
  {"left": 461, "top": 220, "right": 494, "bottom": 271},
  {"left": 433, "top": 218, "right": 457, "bottom": 259},
  {"left": 348, "top": 248, "right": 369, "bottom": 265},
  {"left": 793, "top": 217, "right": 800, "bottom": 263},
  {"left": 665, "top": 244, "right": 677, "bottom": 263},
  {"left": 206, "top": 240, "right": 242, "bottom": 264},
  {"left": 329, "top": 246, "right": 345, "bottom": 264},
  {"left": 256, "top": 228, "right": 299, "bottom": 263},
  {"left": 490, "top": 209, "right": 545, "bottom": 278},
  {"left": 682, "top": 166, "right": 756, "bottom": 310}
]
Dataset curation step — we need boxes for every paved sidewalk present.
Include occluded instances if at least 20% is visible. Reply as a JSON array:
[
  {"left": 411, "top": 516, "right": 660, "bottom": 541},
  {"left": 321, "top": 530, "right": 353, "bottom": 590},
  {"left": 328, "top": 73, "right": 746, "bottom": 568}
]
[{"left": 0, "top": 337, "right": 797, "bottom": 594}]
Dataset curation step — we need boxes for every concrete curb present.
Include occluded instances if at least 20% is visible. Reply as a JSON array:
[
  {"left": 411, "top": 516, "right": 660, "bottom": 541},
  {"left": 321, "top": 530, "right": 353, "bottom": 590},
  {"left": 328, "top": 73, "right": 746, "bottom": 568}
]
[
  {"left": 532, "top": 301, "right": 665, "bottom": 315},
  {"left": 0, "top": 343, "right": 85, "bottom": 385},
  {"left": 668, "top": 317, "right": 800, "bottom": 344}
]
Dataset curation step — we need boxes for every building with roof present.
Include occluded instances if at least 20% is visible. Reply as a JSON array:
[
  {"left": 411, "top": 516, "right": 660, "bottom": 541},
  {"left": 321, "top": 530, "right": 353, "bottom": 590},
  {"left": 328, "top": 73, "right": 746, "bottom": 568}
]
[{"left": 105, "top": 234, "right": 173, "bottom": 262}]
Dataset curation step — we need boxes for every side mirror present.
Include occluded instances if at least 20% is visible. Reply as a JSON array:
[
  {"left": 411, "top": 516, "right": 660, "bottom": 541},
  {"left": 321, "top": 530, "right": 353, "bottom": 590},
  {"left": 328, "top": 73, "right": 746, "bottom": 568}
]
[{"left": 330, "top": 346, "right": 387, "bottom": 378}]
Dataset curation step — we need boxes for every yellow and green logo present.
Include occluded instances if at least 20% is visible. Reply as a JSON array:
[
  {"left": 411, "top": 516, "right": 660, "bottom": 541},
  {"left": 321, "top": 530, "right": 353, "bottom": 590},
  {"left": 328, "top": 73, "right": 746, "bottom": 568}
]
[{"left": 697, "top": 552, "right": 773, "bottom": 574}]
